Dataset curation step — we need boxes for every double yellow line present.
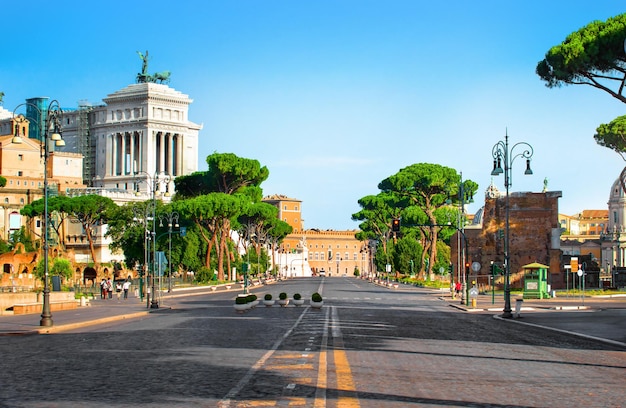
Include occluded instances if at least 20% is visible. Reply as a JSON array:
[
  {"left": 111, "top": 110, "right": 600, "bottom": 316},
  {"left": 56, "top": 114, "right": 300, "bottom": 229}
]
[{"left": 315, "top": 306, "right": 360, "bottom": 407}]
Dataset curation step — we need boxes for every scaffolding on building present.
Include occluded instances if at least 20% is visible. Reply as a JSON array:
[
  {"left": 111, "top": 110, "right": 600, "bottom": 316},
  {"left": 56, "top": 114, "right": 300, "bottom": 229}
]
[{"left": 77, "top": 101, "right": 95, "bottom": 186}]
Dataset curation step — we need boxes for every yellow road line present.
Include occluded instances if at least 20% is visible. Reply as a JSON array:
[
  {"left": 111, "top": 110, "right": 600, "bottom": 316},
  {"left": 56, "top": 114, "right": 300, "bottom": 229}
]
[
  {"left": 330, "top": 305, "right": 360, "bottom": 408},
  {"left": 314, "top": 307, "right": 330, "bottom": 408},
  {"left": 265, "top": 364, "right": 314, "bottom": 371},
  {"left": 334, "top": 348, "right": 360, "bottom": 407}
]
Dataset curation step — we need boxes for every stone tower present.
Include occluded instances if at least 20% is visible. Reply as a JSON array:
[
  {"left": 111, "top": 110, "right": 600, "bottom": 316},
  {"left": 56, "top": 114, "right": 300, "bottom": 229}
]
[{"left": 601, "top": 172, "right": 626, "bottom": 274}]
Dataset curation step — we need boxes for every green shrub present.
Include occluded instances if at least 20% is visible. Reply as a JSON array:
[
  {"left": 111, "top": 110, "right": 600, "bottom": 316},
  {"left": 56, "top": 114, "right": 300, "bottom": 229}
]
[
  {"left": 293, "top": 293, "right": 302, "bottom": 300},
  {"left": 247, "top": 294, "right": 257, "bottom": 303},
  {"left": 235, "top": 296, "right": 247, "bottom": 304},
  {"left": 279, "top": 292, "right": 288, "bottom": 300},
  {"left": 311, "top": 292, "right": 323, "bottom": 302},
  {"left": 264, "top": 293, "right": 272, "bottom": 301}
]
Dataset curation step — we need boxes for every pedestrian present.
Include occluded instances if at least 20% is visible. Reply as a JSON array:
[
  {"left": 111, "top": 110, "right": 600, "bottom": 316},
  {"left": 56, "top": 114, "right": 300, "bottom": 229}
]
[
  {"left": 107, "top": 278, "right": 113, "bottom": 299},
  {"left": 115, "top": 281, "right": 122, "bottom": 300},
  {"left": 122, "top": 280, "right": 131, "bottom": 299},
  {"left": 100, "top": 279, "right": 107, "bottom": 299},
  {"left": 455, "top": 281, "right": 462, "bottom": 297}
]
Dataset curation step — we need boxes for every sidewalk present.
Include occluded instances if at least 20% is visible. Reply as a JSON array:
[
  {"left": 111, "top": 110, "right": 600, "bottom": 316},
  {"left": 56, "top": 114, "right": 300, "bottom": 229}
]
[
  {"left": 444, "top": 291, "right": 626, "bottom": 313},
  {"left": 0, "top": 283, "right": 256, "bottom": 336},
  {"left": 442, "top": 291, "right": 626, "bottom": 347},
  {"left": 0, "top": 296, "right": 151, "bottom": 335}
]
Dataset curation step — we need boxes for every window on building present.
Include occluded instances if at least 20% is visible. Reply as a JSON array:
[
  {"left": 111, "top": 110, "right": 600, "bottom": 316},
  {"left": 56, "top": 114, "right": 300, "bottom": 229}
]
[
  {"left": 17, "top": 171, "right": 22, "bottom": 177},
  {"left": 321, "top": 252, "right": 325, "bottom": 261},
  {"left": 295, "top": 206, "right": 298, "bottom": 211},
  {"left": 353, "top": 252, "right": 357, "bottom": 260},
  {"left": 18, "top": 154, "right": 23, "bottom": 161},
  {"left": 20, "top": 198, "right": 24, "bottom": 204},
  {"left": 4, "top": 198, "right": 8, "bottom": 204}
]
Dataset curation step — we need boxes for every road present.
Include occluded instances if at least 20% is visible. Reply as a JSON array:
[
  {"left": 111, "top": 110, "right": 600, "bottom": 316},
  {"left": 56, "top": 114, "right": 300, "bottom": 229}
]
[{"left": 0, "top": 277, "right": 624, "bottom": 408}]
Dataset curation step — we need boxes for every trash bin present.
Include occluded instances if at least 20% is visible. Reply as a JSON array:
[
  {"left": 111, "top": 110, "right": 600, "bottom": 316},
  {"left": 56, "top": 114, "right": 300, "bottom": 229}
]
[{"left": 515, "top": 298, "right": 523, "bottom": 318}]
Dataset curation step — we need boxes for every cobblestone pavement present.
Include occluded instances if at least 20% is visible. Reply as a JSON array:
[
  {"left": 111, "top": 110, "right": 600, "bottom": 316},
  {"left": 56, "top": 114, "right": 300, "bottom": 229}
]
[{"left": 0, "top": 279, "right": 624, "bottom": 407}]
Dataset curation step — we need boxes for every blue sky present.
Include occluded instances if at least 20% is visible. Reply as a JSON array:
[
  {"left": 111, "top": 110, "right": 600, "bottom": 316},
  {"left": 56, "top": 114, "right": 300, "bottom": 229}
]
[{"left": 2, "top": 1, "right": 625, "bottom": 230}]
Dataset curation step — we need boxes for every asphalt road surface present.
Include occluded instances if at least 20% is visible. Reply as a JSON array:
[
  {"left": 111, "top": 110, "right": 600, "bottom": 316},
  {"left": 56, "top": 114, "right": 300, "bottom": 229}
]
[{"left": 0, "top": 277, "right": 624, "bottom": 408}]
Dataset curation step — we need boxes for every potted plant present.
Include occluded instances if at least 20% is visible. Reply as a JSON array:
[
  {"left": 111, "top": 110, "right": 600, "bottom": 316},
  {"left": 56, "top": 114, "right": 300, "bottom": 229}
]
[
  {"left": 292, "top": 293, "right": 305, "bottom": 306},
  {"left": 278, "top": 292, "right": 289, "bottom": 307},
  {"left": 263, "top": 293, "right": 275, "bottom": 307},
  {"left": 310, "top": 292, "right": 323, "bottom": 309},
  {"left": 247, "top": 294, "right": 258, "bottom": 308},
  {"left": 234, "top": 295, "right": 249, "bottom": 313}
]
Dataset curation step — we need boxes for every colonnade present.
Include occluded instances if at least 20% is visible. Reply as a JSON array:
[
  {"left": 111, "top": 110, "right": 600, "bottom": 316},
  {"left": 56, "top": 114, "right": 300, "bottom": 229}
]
[{"left": 109, "top": 130, "right": 183, "bottom": 177}]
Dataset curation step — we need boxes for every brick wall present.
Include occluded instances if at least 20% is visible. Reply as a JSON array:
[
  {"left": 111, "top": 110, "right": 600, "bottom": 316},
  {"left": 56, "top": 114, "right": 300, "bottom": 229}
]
[{"left": 453, "top": 191, "right": 564, "bottom": 289}]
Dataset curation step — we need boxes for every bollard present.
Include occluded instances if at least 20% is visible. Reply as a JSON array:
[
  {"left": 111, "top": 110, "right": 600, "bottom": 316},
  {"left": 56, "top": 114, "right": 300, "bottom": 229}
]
[
  {"left": 515, "top": 298, "right": 524, "bottom": 318},
  {"left": 471, "top": 298, "right": 476, "bottom": 309}
]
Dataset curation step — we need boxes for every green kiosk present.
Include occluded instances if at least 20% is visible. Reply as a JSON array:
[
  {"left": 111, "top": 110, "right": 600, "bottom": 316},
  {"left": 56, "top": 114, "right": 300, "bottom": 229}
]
[{"left": 522, "top": 262, "right": 550, "bottom": 299}]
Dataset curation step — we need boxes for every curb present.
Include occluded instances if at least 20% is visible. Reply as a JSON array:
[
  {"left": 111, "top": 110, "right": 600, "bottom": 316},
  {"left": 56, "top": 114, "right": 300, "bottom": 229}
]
[
  {"left": 36, "top": 310, "right": 151, "bottom": 334},
  {"left": 493, "top": 314, "right": 626, "bottom": 349}
]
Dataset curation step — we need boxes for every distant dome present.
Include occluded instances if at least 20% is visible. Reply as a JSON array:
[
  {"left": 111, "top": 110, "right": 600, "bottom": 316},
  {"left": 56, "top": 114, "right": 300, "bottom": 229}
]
[
  {"left": 609, "top": 172, "right": 626, "bottom": 201},
  {"left": 472, "top": 207, "right": 484, "bottom": 225},
  {"left": 607, "top": 167, "right": 626, "bottom": 234}
]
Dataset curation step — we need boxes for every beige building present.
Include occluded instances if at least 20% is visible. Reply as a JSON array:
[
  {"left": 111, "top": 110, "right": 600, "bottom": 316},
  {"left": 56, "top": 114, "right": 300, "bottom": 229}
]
[
  {"left": 559, "top": 210, "right": 608, "bottom": 238},
  {"left": 263, "top": 194, "right": 367, "bottom": 277},
  {"left": 0, "top": 81, "right": 201, "bottom": 272},
  {"left": 0, "top": 110, "right": 85, "bottom": 242}
]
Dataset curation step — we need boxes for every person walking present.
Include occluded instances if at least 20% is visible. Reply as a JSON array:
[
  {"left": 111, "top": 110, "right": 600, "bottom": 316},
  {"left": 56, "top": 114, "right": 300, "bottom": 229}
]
[
  {"left": 122, "top": 280, "right": 131, "bottom": 299},
  {"left": 115, "top": 281, "right": 122, "bottom": 300},
  {"left": 107, "top": 278, "right": 113, "bottom": 299},
  {"left": 100, "top": 279, "right": 107, "bottom": 299}
]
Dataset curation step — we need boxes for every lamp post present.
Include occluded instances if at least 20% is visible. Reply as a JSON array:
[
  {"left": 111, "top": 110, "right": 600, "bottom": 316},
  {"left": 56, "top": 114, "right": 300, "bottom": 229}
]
[
  {"left": 159, "top": 211, "right": 179, "bottom": 293},
  {"left": 132, "top": 203, "right": 154, "bottom": 302},
  {"left": 135, "top": 171, "right": 171, "bottom": 309},
  {"left": 491, "top": 131, "right": 534, "bottom": 318},
  {"left": 11, "top": 100, "right": 65, "bottom": 327}
]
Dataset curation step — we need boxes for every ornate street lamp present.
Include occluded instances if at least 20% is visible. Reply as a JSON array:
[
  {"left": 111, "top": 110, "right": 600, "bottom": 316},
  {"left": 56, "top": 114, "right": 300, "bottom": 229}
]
[
  {"left": 135, "top": 171, "right": 171, "bottom": 308},
  {"left": 132, "top": 202, "right": 155, "bottom": 302},
  {"left": 12, "top": 101, "right": 65, "bottom": 327},
  {"left": 491, "top": 131, "right": 534, "bottom": 318},
  {"left": 158, "top": 211, "right": 179, "bottom": 292}
]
